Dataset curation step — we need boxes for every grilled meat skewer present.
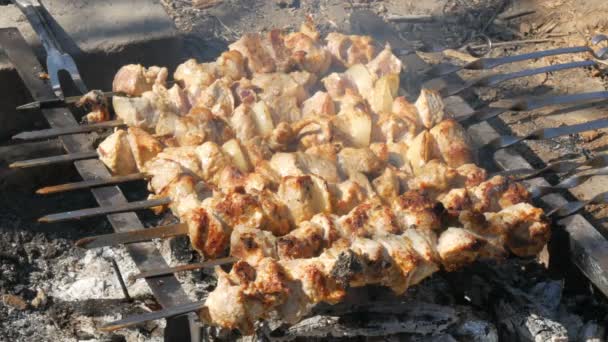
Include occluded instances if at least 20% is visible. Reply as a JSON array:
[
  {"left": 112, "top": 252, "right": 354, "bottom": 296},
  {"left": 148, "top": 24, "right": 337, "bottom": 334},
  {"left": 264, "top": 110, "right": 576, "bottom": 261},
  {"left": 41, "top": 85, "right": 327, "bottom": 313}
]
[{"left": 202, "top": 200, "right": 550, "bottom": 334}]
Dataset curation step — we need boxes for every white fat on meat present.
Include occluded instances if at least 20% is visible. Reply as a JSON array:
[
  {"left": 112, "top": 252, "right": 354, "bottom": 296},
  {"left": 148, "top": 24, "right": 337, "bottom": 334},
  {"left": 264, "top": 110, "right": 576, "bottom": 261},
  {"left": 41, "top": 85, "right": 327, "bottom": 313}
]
[
  {"left": 270, "top": 152, "right": 340, "bottom": 184},
  {"left": 97, "top": 129, "right": 138, "bottom": 175},
  {"left": 230, "top": 226, "right": 278, "bottom": 265},
  {"left": 301, "top": 91, "right": 335, "bottom": 117},
  {"left": 429, "top": 119, "right": 473, "bottom": 168},
  {"left": 366, "top": 45, "right": 402, "bottom": 79},
  {"left": 415, "top": 88, "right": 446, "bottom": 129},
  {"left": 337, "top": 147, "right": 385, "bottom": 177},
  {"left": 195, "top": 142, "right": 234, "bottom": 184},
  {"left": 278, "top": 174, "right": 332, "bottom": 225},
  {"left": 126, "top": 127, "right": 164, "bottom": 171},
  {"left": 112, "top": 64, "right": 168, "bottom": 96},
  {"left": 229, "top": 33, "right": 276, "bottom": 74},
  {"left": 143, "top": 158, "right": 185, "bottom": 194},
  {"left": 174, "top": 59, "right": 218, "bottom": 102},
  {"left": 195, "top": 78, "right": 235, "bottom": 118},
  {"left": 251, "top": 73, "right": 307, "bottom": 123},
  {"left": 112, "top": 96, "right": 159, "bottom": 131}
]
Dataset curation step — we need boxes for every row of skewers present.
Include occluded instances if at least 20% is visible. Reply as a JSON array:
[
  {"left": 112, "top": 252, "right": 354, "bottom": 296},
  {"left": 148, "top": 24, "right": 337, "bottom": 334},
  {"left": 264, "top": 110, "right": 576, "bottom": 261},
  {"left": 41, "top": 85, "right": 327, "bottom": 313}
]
[{"left": 11, "top": 20, "right": 608, "bottom": 335}]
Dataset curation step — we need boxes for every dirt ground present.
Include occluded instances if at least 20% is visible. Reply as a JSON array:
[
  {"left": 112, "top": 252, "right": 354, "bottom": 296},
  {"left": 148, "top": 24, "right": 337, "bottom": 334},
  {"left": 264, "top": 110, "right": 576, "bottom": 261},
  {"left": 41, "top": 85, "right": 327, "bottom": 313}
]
[{"left": 2, "top": 0, "right": 608, "bottom": 341}]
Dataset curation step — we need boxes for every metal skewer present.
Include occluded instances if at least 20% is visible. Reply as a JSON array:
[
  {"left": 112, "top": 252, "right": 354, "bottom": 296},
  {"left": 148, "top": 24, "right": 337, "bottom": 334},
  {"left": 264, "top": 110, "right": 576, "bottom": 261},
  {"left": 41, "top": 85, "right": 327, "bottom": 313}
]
[
  {"left": 34, "top": 168, "right": 595, "bottom": 223},
  {"left": 14, "top": 116, "right": 604, "bottom": 171},
  {"left": 97, "top": 177, "right": 608, "bottom": 281},
  {"left": 529, "top": 167, "right": 608, "bottom": 198},
  {"left": 75, "top": 222, "right": 188, "bottom": 249},
  {"left": 480, "top": 117, "right": 608, "bottom": 152},
  {"left": 547, "top": 191, "right": 608, "bottom": 219},
  {"left": 28, "top": 119, "right": 608, "bottom": 194},
  {"left": 13, "top": 89, "right": 608, "bottom": 141},
  {"left": 16, "top": 91, "right": 117, "bottom": 111},
  {"left": 129, "top": 257, "right": 237, "bottom": 281},
  {"left": 426, "top": 34, "right": 608, "bottom": 77},
  {"left": 36, "top": 173, "right": 147, "bottom": 195},
  {"left": 100, "top": 300, "right": 206, "bottom": 332},
  {"left": 13, "top": 120, "right": 125, "bottom": 141},
  {"left": 38, "top": 197, "right": 171, "bottom": 223},
  {"left": 459, "top": 91, "right": 608, "bottom": 125},
  {"left": 66, "top": 169, "right": 601, "bottom": 250},
  {"left": 495, "top": 153, "right": 608, "bottom": 180},
  {"left": 9, "top": 150, "right": 98, "bottom": 169},
  {"left": 431, "top": 60, "right": 596, "bottom": 97},
  {"left": 98, "top": 184, "right": 608, "bottom": 334}
]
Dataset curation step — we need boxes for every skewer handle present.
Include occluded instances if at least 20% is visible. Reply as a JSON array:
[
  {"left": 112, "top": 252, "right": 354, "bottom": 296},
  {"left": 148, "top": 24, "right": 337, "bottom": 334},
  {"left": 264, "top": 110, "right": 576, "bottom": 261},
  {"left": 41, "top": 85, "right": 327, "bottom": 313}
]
[
  {"left": 130, "top": 257, "right": 237, "bottom": 280},
  {"left": 100, "top": 301, "right": 206, "bottom": 332},
  {"left": 37, "top": 173, "right": 147, "bottom": 195},
  {"left": 75, "top": 222, "right": 188, "bottom": 249},
  {"left": 13, "top": 120, "right": 125, "bottom": 141},
  {"left": 9, "top": 150, "right": 97, "bottom": 168},
  {"left": 38, "top": 197, "right": 172, "bottom": 223}
]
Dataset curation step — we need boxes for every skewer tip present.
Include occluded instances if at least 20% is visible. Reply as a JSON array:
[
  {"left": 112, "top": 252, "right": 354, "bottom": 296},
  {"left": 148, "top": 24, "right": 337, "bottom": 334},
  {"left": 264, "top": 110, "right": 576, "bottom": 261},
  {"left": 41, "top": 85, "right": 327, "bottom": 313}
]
[
  {"left": 74, "top": 236, "right": 95, "bottom": 248},
  {"left": 37, "top": 216, "right": 51, "bottom": 223},
  {"left": 35, "top": 187, "right": 52, "bottom": 195},
  {"left": 11, "top": 133, "right": 26, "bottom": 140},
  {"left": 16, "top": 103, "right": 37, "bottom": 111}
]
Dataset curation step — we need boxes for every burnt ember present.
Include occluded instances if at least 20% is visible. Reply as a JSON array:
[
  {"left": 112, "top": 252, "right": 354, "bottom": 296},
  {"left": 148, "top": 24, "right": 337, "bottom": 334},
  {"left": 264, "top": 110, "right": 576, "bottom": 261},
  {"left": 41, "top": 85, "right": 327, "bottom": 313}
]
[{"left": 330, "top": 250, "right": 364, "bottom": 286}]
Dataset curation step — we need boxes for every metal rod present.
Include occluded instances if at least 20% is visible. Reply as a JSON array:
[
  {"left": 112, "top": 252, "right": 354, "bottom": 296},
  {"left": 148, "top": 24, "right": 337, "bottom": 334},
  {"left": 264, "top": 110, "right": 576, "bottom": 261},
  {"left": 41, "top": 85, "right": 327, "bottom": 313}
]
[
  {"left": 38, "top": 197, "right": 172, "bottom": 223},
  {"left": 495, "top": 159, "right": 581, "bottom": 180},
  {"left": 13, "top": 120, "right": 125, "bottom": 140},
  {"left": 75, "top": 223, "right": 188, "bottom": 249},
  {"left": 529, "top": 167, "right": 608, "bottom": 198},
  {"left": 426, "top": 34, "right": 608, "bottom": 77},
  {"left": 480, "top": 117, "right": 608, "bottom": 152},
  {"left": 1, "top": 27, "right": 193, "bottom": 324},
  {"left": 496, "top": 153, "right": 608, "bottom": 180},
  {"left": 547, "top": 191, "right": 608, "bottom": 218},
  {"left": 9, "top": 150, "right": 98, "bottom": 169},
  {"left": 111, "top": 258, "right": 133, "bottom": 302},
  {"left": 36, "top": 173, "right": 147, "bottom": 195},
  {"left": 100, "top": 300, "right": 206, "bottom": 332},
  {"left": 439, "top": 60, "right": 596, "bottom": 97},
  {"left": 130, "top": 257, "right": 237, "bottom": 281},
  {"left": 460, "top": 91, "right": 608, "bottom": 124},
  {"left": 16, "top": 91, "right": 117, "bottom": 111}
]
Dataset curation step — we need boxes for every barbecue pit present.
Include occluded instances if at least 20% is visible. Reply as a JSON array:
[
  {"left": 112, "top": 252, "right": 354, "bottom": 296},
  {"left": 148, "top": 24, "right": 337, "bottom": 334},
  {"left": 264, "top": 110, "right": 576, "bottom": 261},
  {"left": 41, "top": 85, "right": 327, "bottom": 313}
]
[{"left": 1, "top": 1, "right": 608, "bottom": 341}]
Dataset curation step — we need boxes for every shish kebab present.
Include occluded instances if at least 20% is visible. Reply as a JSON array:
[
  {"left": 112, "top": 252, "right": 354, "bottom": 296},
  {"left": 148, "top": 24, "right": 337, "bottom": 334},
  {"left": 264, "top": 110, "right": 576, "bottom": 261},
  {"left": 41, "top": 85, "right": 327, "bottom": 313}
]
[
  {"left": 91, "top": 119, "right": 488, "bottom": 260},
  {"left": 13, "top": 23, "right": 465, "bottom": 171},
  {"left": 101, "top": 196, "right": 549, "bottom": 335},
  {"left": 36, "top": 24, "right": 556, "bottom": 264},
  {"left": 40, "top": 81, "right": 546, "bottom": 265},
  {"left": 25, "top": 22, "right": 546, "bottom": 332},
  {"left": 77, "top": 126, "right": 545, "bottom": 274},
  {"left": 13, "top": 28, "right": 608, "bottom": 168},
  {"left": 88, "top": 143, "right": 550, "bottom": 335}
]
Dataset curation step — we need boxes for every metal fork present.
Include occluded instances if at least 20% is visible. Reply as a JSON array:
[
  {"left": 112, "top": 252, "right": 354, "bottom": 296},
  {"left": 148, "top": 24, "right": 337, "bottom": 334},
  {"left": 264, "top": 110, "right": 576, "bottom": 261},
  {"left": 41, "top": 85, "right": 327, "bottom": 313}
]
[{"left": 12, "top": 0, "right": 88, "bottom": 99}]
